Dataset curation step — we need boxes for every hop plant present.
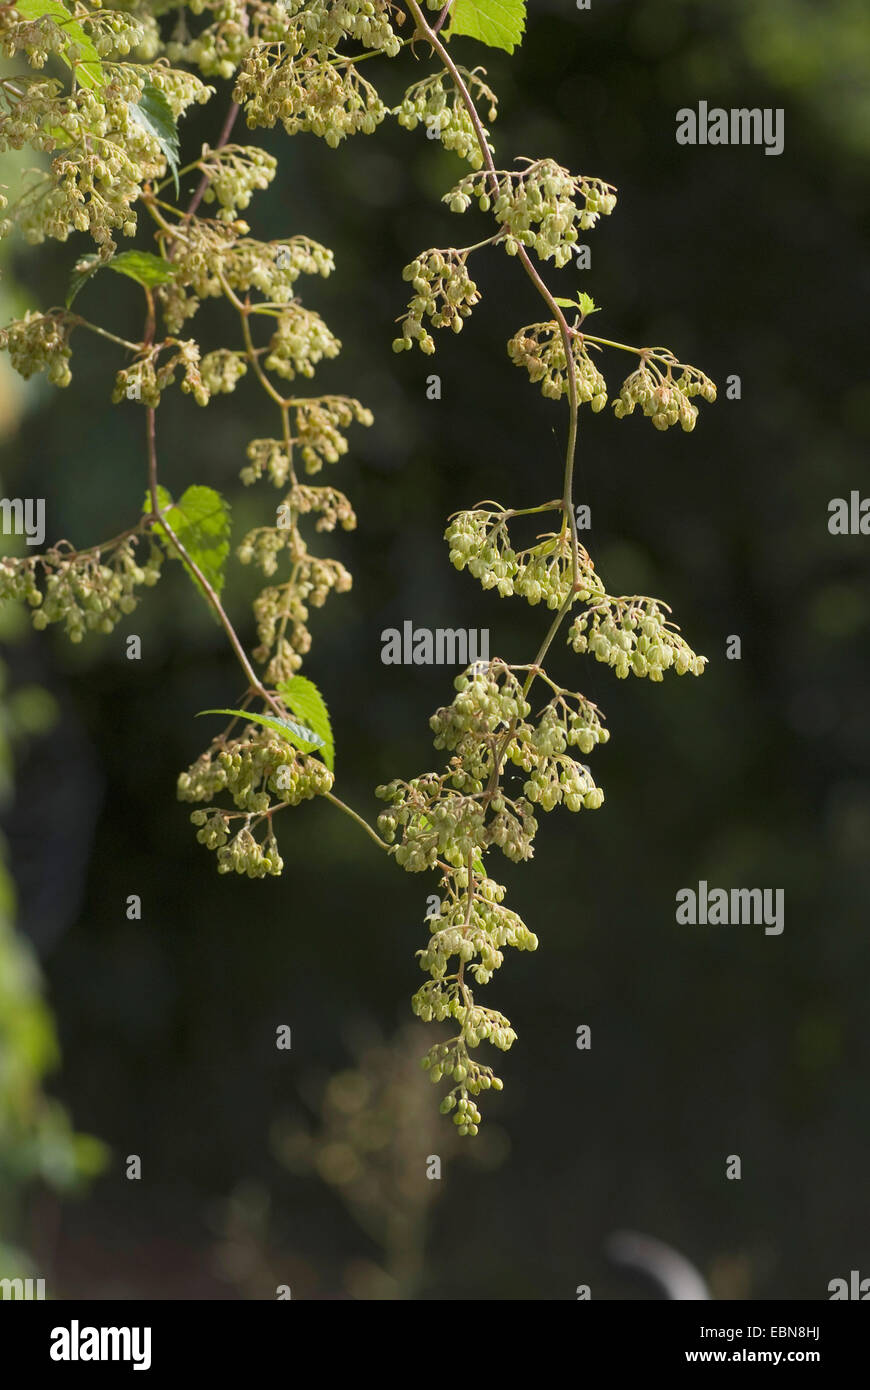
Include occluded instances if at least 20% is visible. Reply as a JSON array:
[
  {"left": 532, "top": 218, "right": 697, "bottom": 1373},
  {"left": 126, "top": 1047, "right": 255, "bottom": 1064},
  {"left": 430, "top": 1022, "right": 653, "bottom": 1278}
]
[
  {"left": 0, "top": 310, "right": 72, "bottom": 386},
  {"left": 568, "top": 597, "right": 707, "bottom": 679},
  {"left": 393, "top": 249, "right": 482, "bottom": 354},
  {"left": 0, "top": 536, "right": 162, "bottom": 642},
  {"left": 395, "top": 67, "right": 497, "bottom": 168},
  {"left": 446, "top": 158, "right": 617, "bottom": 266},
  {"left": 508, "top": 321, "right": 608, "bottom": 405},
  {"left": 179, "top": 724, "right": 334, "bottom": 878},
  {"left": 614, "top": 356, "right": 717, "bottom": 432},
  {"left": 445, "top": 504, "right": 604, "bottom": 608},
  {"left": 0, "top": 0, "right": 718, "bottom": 1143}
]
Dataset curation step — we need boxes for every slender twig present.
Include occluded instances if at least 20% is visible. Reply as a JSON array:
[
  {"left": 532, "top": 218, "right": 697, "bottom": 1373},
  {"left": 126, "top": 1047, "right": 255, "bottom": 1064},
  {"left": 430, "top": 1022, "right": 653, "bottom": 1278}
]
[
  {"left": 325, "top": 792, "right": 391, "bottom": 851},
  {"left": 144, "top": 406, "right": 283, "bottom": 714},
  {"left": 185, "top": 101, "right": 241, "bottom": 223}
]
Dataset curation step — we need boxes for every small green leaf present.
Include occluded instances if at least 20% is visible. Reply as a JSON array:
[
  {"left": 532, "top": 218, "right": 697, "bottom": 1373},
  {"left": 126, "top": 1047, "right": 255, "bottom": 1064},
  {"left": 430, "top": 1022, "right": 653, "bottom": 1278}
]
[
  {"left": 146, "top": 484, "right": 231, "bottom": 600},
  {"left": 130, "top": 81, "right": 180, "bottom": 197},
  {"left": 67, "top": 249, "right": 175, "bottom": 307},
  {"left": 448, "top": 0, "right": 526, "bottom": 54},
  {"left": 110, "top": 250, "right": 177, "bottom": 289},
  {"left": 553, "top": 296, "right": 576, "bottom": 309},
  {"left": 15, "top": 0, "right": 106, "bottom": 92},
  {"left": 196, "top": 708, "right": 324, "bottom": 753},
  {"left": 576, "top": 292, "right": 599, "bottom": 318},
  {"left": 276, "top": 675, "right": 334, "bottom": 772}
]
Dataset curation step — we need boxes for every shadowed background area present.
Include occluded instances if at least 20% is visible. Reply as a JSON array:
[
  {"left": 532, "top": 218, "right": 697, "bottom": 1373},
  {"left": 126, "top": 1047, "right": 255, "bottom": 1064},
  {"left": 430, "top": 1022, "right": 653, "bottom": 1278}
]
[{"left": 1, "top": 0, "right": 869, "bottom": 1299}]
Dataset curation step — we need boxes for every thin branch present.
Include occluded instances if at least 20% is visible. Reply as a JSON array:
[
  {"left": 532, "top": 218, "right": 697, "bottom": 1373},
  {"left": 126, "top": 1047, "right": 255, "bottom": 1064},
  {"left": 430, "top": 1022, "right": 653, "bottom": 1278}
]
[{"left": 144, "top": 406, "right": 283, "bottom": 715}]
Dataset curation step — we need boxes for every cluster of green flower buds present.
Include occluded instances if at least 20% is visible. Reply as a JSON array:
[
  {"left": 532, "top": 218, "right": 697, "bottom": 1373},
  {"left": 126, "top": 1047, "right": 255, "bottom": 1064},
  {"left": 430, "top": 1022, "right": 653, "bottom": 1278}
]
[
  {"left": 445, "top": 505, "right": 604, "bottom": 609},
  {"left": 418, "top": 872, "right": 538, "bottom": 986},
  {"left": 568, "top": 597, "right": 707, "bottom": 679},
  {"left": 391, "top": 654, "right": 612, "bottom": 1132},
  {"left": 0, "top": 536, "right": 162, "bottom": 642},
  {"left": 234, "top": 43, "right": 386, "bottom": 146},
  {"left": 112, "top": 340, "right": 208, "bottom": 409},
  {"left": 381, "top": 659, "right": 607, "bottom": 879},
  {"left": 264, "top": 305, "right": 341, "bottom": 381},
  {"left": 393, "top": 249, "right": 481, "bottom": 354},
  {"left": 0, "top": 311, "right": 72, "bottom": 387},
  {"left": 160, "top": 224, "right": 335, "bottom": 334},
  {"left": 614, "top": 358, "right": 717, "bottom": 432},
  {"left": 201, "top": 349, "right": 248, "bottom": 396},
  {"left": 292, "top": 396, "right": 374, "bottom": 473},
  {"left": 422, "top": 1036, "right": 501, "bottom": 1137},
  {"left": 414, "top": 866, "right": 536, "bottom": 1133},
  {"left": 165, "top": 0, "right": 258, "bottom": 81},
  {"left": 377, "top": 775, "right": 490, "bottom": 872},
  {"left": 288, "top": 484, "right": 357, "bottom": 535},
  {"left": 395, "top": 68, "right": 497, "bottom": 168},
  {"left": 197, "top": 144, "right": 277, "bottom": 220},
  {"left": 522, "top": 749, "right": 603, "bottom": 813},
  {"left": 251, "top": 554, "right": 353, "bottom": 684},
  {"left": 508, "top": 322, "right": 608, "bottom": 405},
  {"left": 192, "top": 813, "right": 285, "bottom": 879},
  {"left": 180, "top": 727, "right": 333, "bottom": 809},
  {"left": 83, "top": 8, "right": 155, "bottom": 61},
  {"left": 240, "top": 437, "right": 291, "bottom": 488},
  {"left": 0, "top": 18, "right": 211, "bottom": 252},
  {"left": 446, "top": 159, "right": 617, "bottom": 267},
  {"left": 180, "top": 724, "right": 333, "bottom": 875}
]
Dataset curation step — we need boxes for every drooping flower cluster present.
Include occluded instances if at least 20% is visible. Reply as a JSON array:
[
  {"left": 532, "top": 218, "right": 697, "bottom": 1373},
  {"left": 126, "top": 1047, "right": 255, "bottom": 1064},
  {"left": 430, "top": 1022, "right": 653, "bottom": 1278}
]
[
  {"left": 195, "top": 144, "right": 278, "bottom": 219},
  {"left": 0, "top": 310, "right": 73, "bottom": 387},
  {"left": 393, "top": 249, "right": 482, "bottom": 354},
  {"left": 613, "top": 355, "right": 717, "bottom": 432},
  {"left": 445, "top": 505, "right": 604, "bottom": 608},
  {"left": 445, "top": 158, "right": 617, "bottom": 265},
  {"left": 112, "top": 339, "right": 208, "bottom": 408},
  {"left": 179, "top": 722, "right": 334, "bottom": 878},
  {"left": 0, "top": 535, "right": 162, "bottom": 642},
  {"left": 508, "top": 321, "right": 608, "bottom": 405},
  {"left": 568, "top": 597, "right": 707, "bottom": 679},
  {"left": 263, "top": 305, "right": 341, "bottom": 381},
  {"left": 0, "top": 6, "right": 212, "bottom": 252},
  {"left": 234, "top": 43, "right": 387, "bottom": 146},
  {"left": 158, "top": 223, "right": 334, "bottom": 334},
  {"left": 379, "top": 659, "right": 609, "bottom": 1130},
  {"left": 395, "top": 68, "right": 497, "bottom": 168}
]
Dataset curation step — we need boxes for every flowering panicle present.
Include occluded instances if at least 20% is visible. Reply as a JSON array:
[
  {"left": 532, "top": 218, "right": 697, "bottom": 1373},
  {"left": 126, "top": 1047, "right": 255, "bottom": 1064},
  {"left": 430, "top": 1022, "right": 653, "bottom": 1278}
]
[
  {"left": 446, "top": 158, "right": 617, "bottom": 266},
  {"left": 179, "top": 723, "right": 334, "bottom": 878},
  {"left": 395, "top": 67, "right": 497, "bottom": 168},
  {"left": 0, "top": 534, "right": 162, "bottom": 642}
]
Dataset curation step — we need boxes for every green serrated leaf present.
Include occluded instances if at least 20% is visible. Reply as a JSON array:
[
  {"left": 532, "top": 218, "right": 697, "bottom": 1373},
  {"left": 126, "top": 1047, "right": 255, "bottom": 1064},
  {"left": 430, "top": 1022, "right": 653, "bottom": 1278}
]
[
  {"left": 276, "top": 675, "right": 334, "bottom": 772},
  {"left": 576, "top": 292, "right": 599, "bottom": 318},
  {"left": 146, "top": 484, "right": 231, "bottom": 600},
  {"left": 67, "top": 250, "right": 175, "bottom": 307},
  {"left": 196, "top": 708, "right": 324, "bottom": 753},
  {"left": 109, "top": 250, "right": 176, "bottom": 289},
  {"left": 130, "top": 81, "right": 180, "bottom": 196},
  {"left": 15, "top": 0, "right": 106, "bottom": 92},
  {"left": 448, "top": 0, "right": 526, "bottom": 54}
]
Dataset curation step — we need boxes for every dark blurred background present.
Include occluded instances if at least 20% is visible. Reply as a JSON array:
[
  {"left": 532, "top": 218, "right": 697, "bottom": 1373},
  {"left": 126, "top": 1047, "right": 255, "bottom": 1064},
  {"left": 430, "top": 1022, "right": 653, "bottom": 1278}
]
[{"left": 1, "top": 0, "right": 869, "bottom": 1299}]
